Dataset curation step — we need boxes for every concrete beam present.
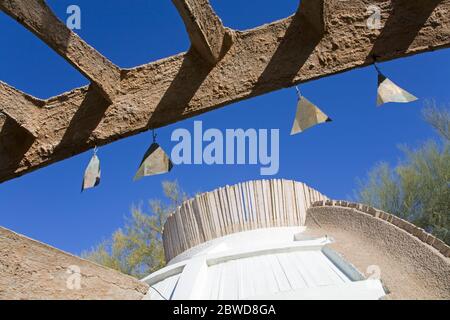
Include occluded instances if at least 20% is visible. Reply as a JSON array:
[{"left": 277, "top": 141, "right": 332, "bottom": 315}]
[
  {"left": 0, "top": 0, "right": 449, "bottom": 183},
  {"left": 172, "top": 0, "right": 232, "bottom": 64},
  {"left": 0, "top": 81, "right": 43, "bottom": 138},
  {"left": 0, "top": 0, "right": 121, "bottom": 103},
  {"left": 297, "top": 0, "right": 326, "bottom": 35}
]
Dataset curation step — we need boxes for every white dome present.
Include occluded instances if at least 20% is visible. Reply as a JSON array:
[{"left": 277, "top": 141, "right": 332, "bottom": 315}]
[{"left": 142, "top": 227, "right": 385, "bottom": 300}]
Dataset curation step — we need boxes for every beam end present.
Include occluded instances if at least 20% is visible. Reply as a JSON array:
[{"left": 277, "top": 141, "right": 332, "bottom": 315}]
[
  {"left": 0, "top": 82, "right": 42, "bottom": 138},
  {"left": 172, "top": 0, "right": 231, "bottom": 64}
]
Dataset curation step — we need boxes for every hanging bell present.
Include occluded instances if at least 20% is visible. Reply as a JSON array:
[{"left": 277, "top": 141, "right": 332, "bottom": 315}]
[
  {"left": 291, "top": 90, "right": 332, "bottom": 135},
  {"left": 376, "top": 65, "right": 418, "bottom": 106},
  {"left": 82, "top": 147, "right": 101, "bottom": 192},
  {"left": 134, "top": 131, "right": 173, "bottom": 181}
]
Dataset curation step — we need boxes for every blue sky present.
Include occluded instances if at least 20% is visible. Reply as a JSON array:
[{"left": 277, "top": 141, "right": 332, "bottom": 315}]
[{"left": 1, "top": 0, "right": 449, "bottom": 256}]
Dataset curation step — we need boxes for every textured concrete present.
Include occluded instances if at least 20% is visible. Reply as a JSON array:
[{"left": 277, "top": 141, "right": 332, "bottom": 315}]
[
  {"left": 172, "top": 0, "right": 232, "bottom": 64},
  {"left": 0, "top": 81, "right": 44, "bottom": 137},
  {"left": 0, "top": 227, "right": 149, "bottom": 300},
  {"left": 306, "top": 204, "right": 450, "bottom": 300},
  {"left": 1, "top": 0, "right": 450, "bottom": 183}
]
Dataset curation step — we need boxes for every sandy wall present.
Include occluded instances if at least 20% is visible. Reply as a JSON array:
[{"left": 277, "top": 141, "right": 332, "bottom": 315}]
[
  {"left": 306, "top": 201, "right": 450, "bottom": 300},
  {"left": 0, "top": 227, "right": 148, "bottom": 300}
]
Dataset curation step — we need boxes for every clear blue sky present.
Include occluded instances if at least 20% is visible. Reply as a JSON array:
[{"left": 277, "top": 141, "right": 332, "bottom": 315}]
[{"left": 1, "top": 0, "right": 449, "bottom": 256}]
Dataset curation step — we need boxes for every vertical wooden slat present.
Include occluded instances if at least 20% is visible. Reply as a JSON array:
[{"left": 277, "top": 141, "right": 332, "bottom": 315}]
[
  {"left": 255, "top": 180, "right": 265, "bottom": 228},
  {"left": 236, "top": 182, "right": 246, "bottom": 231},
  {"left": 241, "top": 183, "right": 249, "bottom": 225},
  {"left": 281, "top": 180, "right": 288, "bottom": 226},
  {"left": 284, "top": 180, "right": 293, "bottom": 227},
  {"left": 230, "top": 185, "right": 240, "bottom": 233},
  {"left": 263, "top": 180, "right": 272, "bottom": 227},
  {"left": 220, "top": 187, "right": 229, "bottom": 235},
  {"left": 217, "top": 188, "right": 228, "bottom": 237},
  {"left": 227, "top": 185, "right": 238, "bottom": 233},
  {"left": 248, "top": 181, "right": 257, "bottom": 229},
  {"left": 162, "top": 179, "right": 328, "bottom": 261},
  {"left": 275, "top": 179, "right": 280, "bottom": 226},
  {"left": 202, "top": 193, "right": 214, "bottom": 241}
]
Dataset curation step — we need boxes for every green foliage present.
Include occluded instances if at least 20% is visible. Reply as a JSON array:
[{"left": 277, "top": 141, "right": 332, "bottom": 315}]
[
  {"left": 82, "top": 181, "right": 187, "bottom": 278},
  {"left": 355, "top": 102, "right": 450, "bottom": 244},
  {"left": 423, "top": 100, "right": 450, "bottom": 141}
]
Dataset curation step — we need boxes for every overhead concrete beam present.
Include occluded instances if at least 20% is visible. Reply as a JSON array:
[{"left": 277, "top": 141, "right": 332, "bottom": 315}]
[
  {"left": 0, "top": 81, "right": 43, "bottom": 138},
  {"left": 0, "top": 0, "right": 121, "bottom": 103},
  {"left": 172, "top": 0, "right": 232, "bottom": 65},
  {"left": 0, "top": 0, "right": 449, "bottom": 183},
  {"left": 298, "top": 0, "right": 326, "bottom": 35}
]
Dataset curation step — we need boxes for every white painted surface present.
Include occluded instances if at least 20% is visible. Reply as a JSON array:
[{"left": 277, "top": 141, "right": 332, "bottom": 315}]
[
  {"left": 205, "top": 250, "right": 351, "bottom": 300},
  {"left": 168, "top": 227, "right": 307, "bottom": 265},
  {"left": 252, "top": 281, "right": 386, "bottom": 300},
  {"left": 142, "top": 227, "right": 386, "bottom": 300},
  {"left": 144, "top": 273, "right": 180, "bottom": 300}
]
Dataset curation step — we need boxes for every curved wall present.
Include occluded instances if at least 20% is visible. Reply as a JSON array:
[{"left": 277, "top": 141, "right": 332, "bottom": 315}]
[
  {"left": 306, "top": 201, "right": 450, "bottom": 299},
  {"left": 161, "top": 180, "right": 450, "bottom": 299}
]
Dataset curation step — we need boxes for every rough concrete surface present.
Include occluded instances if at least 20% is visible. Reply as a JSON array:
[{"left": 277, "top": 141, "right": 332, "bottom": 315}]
[
  {"left": 0, "top": 0, "right": 450, "bottom": 183},
  {"left": 306, "top": 204, "right": 450, "bottom": 300},
  {"left": 172, "top": 0, "right": 232, "bottom": 64},
  {"left": 0, "top": 227, "right": 149, "bottom": 300}
]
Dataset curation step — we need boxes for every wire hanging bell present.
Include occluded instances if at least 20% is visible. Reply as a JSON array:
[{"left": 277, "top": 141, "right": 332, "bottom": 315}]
[
  {"left": 375, "top": 63, "right": 418, "bottom": 106},
  {"left": 291, "top": 87, "right": 332, "bottom": 135},
  {"left": 134, "top": 130, "right": 173, "bottom": 181},
  {"left": 82, "top": 146, "right": 101, "bottom": 192}
]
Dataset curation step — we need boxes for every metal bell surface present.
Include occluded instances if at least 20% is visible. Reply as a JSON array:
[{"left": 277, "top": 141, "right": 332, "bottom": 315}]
[
  {"left": 82, "top": 154, "right": 101, "bottom": 192},
  {"left": 377, "top": 73, "right": 418, "bottom": 106},
  {"left": 291, "top": 96, "right": 332, "bottom": 135},
  {"left": 134, "top": 143, "right": 173, "bottom": 181}
]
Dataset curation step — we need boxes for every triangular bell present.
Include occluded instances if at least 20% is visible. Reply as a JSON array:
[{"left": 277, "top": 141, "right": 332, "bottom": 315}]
[
  {"left": 134, "top": 143, "right": 173, "bottom": 181},
  {"left": 82, "top": 153, "right": 101, "bottom": 192},
  {"left": 377, "top": 72, "right": 418, "bottom": 106},
  {"left": 291, "top": 96, "right": 332, "bottom": 135}
]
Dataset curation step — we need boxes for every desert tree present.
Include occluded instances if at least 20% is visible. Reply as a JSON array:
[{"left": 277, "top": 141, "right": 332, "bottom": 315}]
[
  {"left": 356, "top": 101, "right": 450, "bottom": 244},
  {"left": 82, "top": 181, "right": 187, "bottom": 278}
]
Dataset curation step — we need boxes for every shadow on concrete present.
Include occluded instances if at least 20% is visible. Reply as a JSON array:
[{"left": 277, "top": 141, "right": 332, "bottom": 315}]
[{"left": 366, "top": 0, "right": 441, "bottom": 63}]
